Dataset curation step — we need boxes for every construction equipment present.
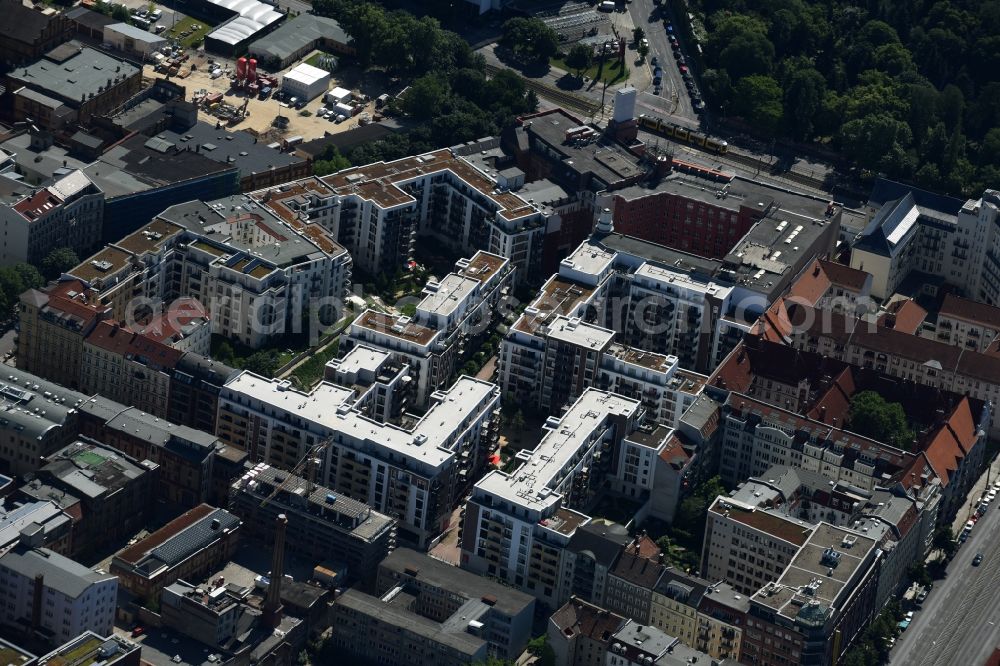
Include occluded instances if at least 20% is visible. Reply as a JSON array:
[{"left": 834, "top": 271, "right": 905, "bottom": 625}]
[{"left": 257, "top": 439, "right": 328, "bottom": 508}]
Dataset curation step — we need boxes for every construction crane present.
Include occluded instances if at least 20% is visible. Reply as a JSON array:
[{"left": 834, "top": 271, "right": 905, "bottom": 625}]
[{"left": 257, "top": 438, "right": 329, "bottom": 508}]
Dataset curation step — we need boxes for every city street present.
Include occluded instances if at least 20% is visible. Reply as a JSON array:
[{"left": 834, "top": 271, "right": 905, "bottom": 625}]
[
  {"left": 891, "top": 466, "right": 1000, "bottom": 665},
  {"left": 627, "top": 0, "right": 696, "bottom": 124}
]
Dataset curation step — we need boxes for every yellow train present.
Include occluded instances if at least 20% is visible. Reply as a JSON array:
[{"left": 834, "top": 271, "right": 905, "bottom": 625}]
[{"left": 638, "top": 114, "right": 728, "bottom": 154}]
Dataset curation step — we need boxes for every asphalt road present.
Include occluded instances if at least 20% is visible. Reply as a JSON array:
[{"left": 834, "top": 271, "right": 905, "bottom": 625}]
[
  {"left": 627, "top": 0, "right": 695, "bottom": 124},
  {"left": 890, "top": 496, "right": 1000, "bottom": 666}
]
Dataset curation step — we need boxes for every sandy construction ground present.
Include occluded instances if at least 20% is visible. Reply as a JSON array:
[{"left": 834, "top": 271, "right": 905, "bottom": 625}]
[{"left": 143, "top": 51, "right": 383, "bottom": 143}]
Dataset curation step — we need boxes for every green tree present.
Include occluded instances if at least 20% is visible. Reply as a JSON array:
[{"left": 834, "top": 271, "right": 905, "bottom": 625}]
[
  {"left": 565, "top": 43, "right": 593, "bottom": 77},
  {"left": 402, "top": 75, "right": 448, "bottom": 120},
  {"left": 526, "top": 635, "right": 555, "bottom": 666},
  {"left": 637, "top": 43, "right": 650, "bottom": 60},
  {"left": 243, "top": 350, "right": 282, "bottom": 377},
  {"left": 733, "top": 75, "right": 784, "bottom": 136},
  {"left": 838, "top": 114, "right": 913, "bottom": 173},
  {"left": 933, "top": 525, "right": 957, "bottom": 558},
  {"left": 632, "top": 26, "right": 645, "bottom": 44},
  {"left": 500, "top": 17, "right": 558, "bottom": 63},
  {"left": 845, "top": 390, "right": 915, "bottom": 449},
  {"left": 313, "top": 145, "right": 351, "bottom": 177},
  {"left": 783, "top": 68, "right": 826, "bottom": 140},
  {"left": 40, "top": 247, "right": 80, "bottom": 280}
]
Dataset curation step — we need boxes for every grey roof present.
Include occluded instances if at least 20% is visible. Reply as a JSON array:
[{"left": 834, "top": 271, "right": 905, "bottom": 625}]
[
  {"left": 173, "top": 353, "right": 238, "bottom": 389},
  {"left": 156, "top": 197, "right": 326, "bottom": 268},
  {"left": 597, "top": 232, "right": 722, "bottom": 278},
  {"left": 84, "top": 133, "right": 235, "bottom": 197},
  {"left": 567, "top": 521, "right": 629, "bottom": 566},
  {"left": 868, "top": 177, "right": 964, "bottom": 214},
  {"left": 10, "top": 43, "right": 139, "bottom": 105},
  {"left": 380, "top": 548, "right": 535, "bottom": 617},
  {"left": 654, "top": 568, "right": 709, "bottom": 607},
  {"left": 335, "top": 589, "right": 486, "bottom": 656},
  {"left": 15, "top": 87, "right": 65, "bottom": 109},
  {"left": 0, "top": 545, "right": 115, "bottom": 598},
  {"left": 0, "top": 134, "right": 90, "bottom": 183},
  {"left": 0, "top": 371, "right": 93, "bottom": 441},
  {"left": 65, "top": 6, "right": 117, "bottom": 30},
  {"left": 100, "top": 407, "right": 219, "bottom": 463},
  {"left": 232, "top": 464, "right": 395, "bottom": 543},
  {"left": 149, "top": 508, "right": 239, "bottom": 568},
  {"left": 0, "top": 500, "right": 71, "bottom": 551},
  {"left": 105, "top": 22, "right": 168, "bottom": 44},
  {"left": 40, "top": 439, "right": 148, "bottom": 499},
  {"left": 157, "top": 121, "right": 302, "bottom": 175},
  {"left": 248, "top": 14, "right": 349, "bottom": 62},
  {"left": 611, "top": 622, "right": 676, "bottom": 659}
]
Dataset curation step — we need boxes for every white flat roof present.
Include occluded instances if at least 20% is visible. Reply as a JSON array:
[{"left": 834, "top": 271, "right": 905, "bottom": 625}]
[
  {"left": 417, "top": 274, "right": 480, "bottom": 318},
  {"left": 330, "top": 344, "right": 390, "bottom": 377},
  {"left": 560, "top": 240, "right": 616, "bottom": 278},
  {"left": 475, "top": 389, "right": 639, "bottom": 508},
  {"left": 544, "top": 315, "right": 615, "bottom": 350},
  {"left": 283, "top": 63, "right": 330, "bottom": 86},
  {"left": 328, "top": 86, "right": 351, "bottom": 99},
  {"left": 634, "top": 262, "right": 724, "bottom": 295},
  {"left": 224, "top": 371, "right": 498, "bottom": 469}
]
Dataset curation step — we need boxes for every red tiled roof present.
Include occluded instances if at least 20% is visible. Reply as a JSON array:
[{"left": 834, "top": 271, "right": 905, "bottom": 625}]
[
  {"left": 788, "top": 259, "right": 831, "bottom": 306},
  {"left": 658, "top": 433, "right": 691, "bottom": 471},
  {"left": 921, "top": 398, "right": 977, "bottom": 487},
  {"left": 806, "top": 366, "right": 855, "bottom": 424},
  {"left": 939, "top": 293, "right": 1000, "bottom": 330},
  {"left": 85, "top": 321, "right": 183, "bottom": 369},
  {"left": 878, "top": 299, "right": 927, "bottom": 334},
  {"left": 818, "top": 259, "right": 869, "bottom": 291},
  {"left": 115, "top": 504, "right": 215, "bottom": 564}
]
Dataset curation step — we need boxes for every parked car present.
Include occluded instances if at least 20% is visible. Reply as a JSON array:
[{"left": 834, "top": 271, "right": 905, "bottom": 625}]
[
  {"left": 916, "top": 589, "right": 928, "bottom": 604},
  {"left": 651, "top": 56, "right": 658, "bottom": 67}
]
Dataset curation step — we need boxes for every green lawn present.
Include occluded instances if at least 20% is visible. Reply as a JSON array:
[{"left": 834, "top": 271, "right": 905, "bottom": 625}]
[
  {"left": 166, "top": 15, "right": 214, "bottom": 49},
  {"left": 551, "top": 55, "right": 630, "bottom": 85}
]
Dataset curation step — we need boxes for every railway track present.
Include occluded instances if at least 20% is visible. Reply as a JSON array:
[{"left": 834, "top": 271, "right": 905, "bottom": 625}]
[
  {"left": 721, "top": 150, "right": 829, "bottom": 191},
  {"left": 485, "top": 64, "right": 601, "bottom": 116}
]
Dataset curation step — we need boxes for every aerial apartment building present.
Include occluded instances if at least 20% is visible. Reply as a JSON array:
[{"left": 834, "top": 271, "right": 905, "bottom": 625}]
[
  {"left": 0, "top": 544, "right": 118, "bottom": 644},
  {"left": 342, "top": 251, "right": 513, "bottom": 407},
  {"left": 65, "top": 192, "right": 351, "bottom": 349},
  {"left": 321, "top": 147, "right": 549, "bottom": 281},
  {"left": 8, "top": 42, "right": 141, "bottom": 130},
  {"left": 375, "top": 548, "right": 536, "bottom": 660},
  {"left": 217, "top": 368, "right": 500, "bottom": 548},
  {"left": 229, "top": 462, "right": 396, "bottom": 582},
  {"left": 0, "top": 170, "right": 104, "bottom": 265},
  {"left": 110, "top": 504, "right": 240, "bottom": 602},
  {"left": 460, "top": 389, "right": 642, "bottom": 608},
  {"left": 741, "top": 524, "right": 881, "bottom": 666}
]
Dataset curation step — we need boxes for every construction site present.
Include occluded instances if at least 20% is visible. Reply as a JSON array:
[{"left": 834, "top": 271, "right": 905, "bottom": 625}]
[{"left": 143, "top": 49, "right": 386, "bottom": 142}]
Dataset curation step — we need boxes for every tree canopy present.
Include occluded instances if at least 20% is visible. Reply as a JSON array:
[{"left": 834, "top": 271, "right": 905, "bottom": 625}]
[
  {"left": 308, "top": 0, "right": 538, "bottom": 168},
  {"left": 696, "top": 0, "right": 1000, "bottom": 195},
  {"left": 0, "top": 263, "right": 43, "bottom": 317},
  {"left": 40, "top": 247, "right": 80, "bottom": 281},
  {"left": 845, "top": 391, "right": 915, "bottom": 449},
  {"left": 499, "top": 17, "right": 559, "bottom": 63}
]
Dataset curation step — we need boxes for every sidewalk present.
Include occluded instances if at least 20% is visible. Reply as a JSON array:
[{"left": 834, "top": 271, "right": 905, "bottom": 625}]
[{"left": 951, "top": 452, "right": 1000, "bottom": 536}]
